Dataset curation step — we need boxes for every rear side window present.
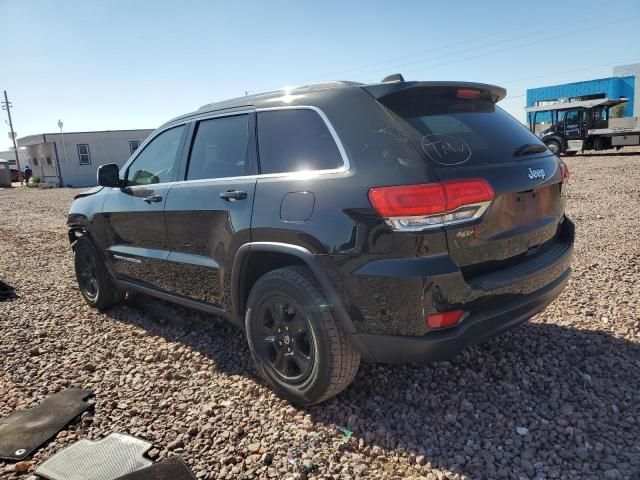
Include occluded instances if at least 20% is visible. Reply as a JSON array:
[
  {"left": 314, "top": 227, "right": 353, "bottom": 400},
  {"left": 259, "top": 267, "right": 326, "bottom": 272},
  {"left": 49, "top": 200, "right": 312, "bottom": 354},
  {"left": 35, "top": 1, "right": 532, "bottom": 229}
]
[
  {"left": 187, "top": 114, "right": 249, "bottom": 180},
  {"left": 381, "top": 89, "right": 549, "bottom": 165},
  {"left": 257, "top": 109, "right": 343, "bottom": 174}
]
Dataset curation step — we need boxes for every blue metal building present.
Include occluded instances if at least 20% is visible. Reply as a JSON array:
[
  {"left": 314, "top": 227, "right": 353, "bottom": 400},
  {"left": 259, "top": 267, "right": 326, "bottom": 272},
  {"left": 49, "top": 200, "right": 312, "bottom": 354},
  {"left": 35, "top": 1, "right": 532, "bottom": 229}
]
[{"left": 526, "top": 64, "right": 639, "bottom": 123}]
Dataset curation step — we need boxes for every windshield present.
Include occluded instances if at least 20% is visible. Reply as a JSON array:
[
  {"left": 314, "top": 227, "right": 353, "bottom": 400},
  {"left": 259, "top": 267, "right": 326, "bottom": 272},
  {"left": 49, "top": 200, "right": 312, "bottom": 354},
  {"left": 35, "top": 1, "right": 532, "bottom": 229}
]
[{"left": 381, "top": 89, "right": 550, "bottom": 166}]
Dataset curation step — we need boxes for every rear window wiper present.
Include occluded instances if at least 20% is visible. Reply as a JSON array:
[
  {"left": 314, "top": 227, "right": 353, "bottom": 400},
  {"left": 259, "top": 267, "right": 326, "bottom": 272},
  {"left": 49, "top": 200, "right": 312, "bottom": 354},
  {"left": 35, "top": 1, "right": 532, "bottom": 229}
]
[{"left": 514, "top": 143, "right": 548, "bottom": 156}]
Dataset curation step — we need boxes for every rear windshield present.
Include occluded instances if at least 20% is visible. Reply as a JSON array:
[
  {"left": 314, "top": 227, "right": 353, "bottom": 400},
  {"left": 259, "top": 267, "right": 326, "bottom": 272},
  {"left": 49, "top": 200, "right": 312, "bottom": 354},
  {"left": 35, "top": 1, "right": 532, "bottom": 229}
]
[{"left": 380, "top": 88, "right": 550, "bottom": 166}]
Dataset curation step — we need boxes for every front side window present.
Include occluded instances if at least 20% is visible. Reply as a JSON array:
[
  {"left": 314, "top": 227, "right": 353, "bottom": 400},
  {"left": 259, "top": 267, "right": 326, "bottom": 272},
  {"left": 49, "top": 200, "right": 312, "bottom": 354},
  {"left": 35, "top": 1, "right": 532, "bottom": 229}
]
[
  {"left": 186, "top": 114, "right": 249, "bottom": 180},
  {"left": 129, "top": 140, "right": 141, "bottom": 154},
  {"left": 257, "top": 109, "right": 343, "bottom": 174},
  {"left": 127, "top": 125, "right": 185, "bottom": 186},
  {"left": 77, "top": 144, "right": 91, "bottom": 165}
]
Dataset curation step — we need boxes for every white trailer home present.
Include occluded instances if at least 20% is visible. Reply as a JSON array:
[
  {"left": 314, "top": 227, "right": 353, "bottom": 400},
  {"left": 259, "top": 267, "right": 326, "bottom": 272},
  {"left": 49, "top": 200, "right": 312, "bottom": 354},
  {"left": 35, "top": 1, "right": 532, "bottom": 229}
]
[{"left": 17, "top": 129, "right": 153, "bottom": 187}]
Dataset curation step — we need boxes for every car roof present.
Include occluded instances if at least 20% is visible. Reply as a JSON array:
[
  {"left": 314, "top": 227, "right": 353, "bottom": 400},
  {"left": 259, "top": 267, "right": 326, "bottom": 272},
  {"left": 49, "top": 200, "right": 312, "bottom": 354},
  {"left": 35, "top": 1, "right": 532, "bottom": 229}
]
[
  {"left": 161, "top": 81, "right": 363, "bottom": 127},
  {"left": 161, "top": 78, "right": 506, "bottom": 128},
  {"left": 198, "top": 81, "right": 364, "bottom": 111}
]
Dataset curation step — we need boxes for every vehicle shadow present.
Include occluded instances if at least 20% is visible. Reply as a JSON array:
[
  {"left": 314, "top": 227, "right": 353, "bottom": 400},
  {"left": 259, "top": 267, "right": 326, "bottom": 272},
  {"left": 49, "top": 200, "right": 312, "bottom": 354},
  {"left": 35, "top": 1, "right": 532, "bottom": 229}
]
[{"left": 105, "top": 294, "right": 640, "bottom": 479}]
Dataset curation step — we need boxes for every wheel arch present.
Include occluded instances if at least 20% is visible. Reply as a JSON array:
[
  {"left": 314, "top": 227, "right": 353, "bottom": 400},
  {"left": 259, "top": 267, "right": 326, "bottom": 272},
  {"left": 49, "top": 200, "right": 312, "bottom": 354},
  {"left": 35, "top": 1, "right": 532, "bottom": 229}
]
[
  {"left": 231, "top": 242, "right": 356, "bottom": 334},
  {"left": 67, "top": 212, "right": 94, "bottom": 247},
  {"left": 67, "top": 224, "right": 90, "bottom": 248},
  {"left": 67, "top": 219, "right": 119, "bottom": 281}
]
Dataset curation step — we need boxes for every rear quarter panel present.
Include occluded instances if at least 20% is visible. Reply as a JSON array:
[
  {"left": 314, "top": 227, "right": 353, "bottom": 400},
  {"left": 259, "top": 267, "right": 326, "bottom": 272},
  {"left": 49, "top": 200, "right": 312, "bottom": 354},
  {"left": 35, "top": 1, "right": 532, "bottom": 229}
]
[{"left": 250, "top": 88, "right": 451, "bottom": 334}]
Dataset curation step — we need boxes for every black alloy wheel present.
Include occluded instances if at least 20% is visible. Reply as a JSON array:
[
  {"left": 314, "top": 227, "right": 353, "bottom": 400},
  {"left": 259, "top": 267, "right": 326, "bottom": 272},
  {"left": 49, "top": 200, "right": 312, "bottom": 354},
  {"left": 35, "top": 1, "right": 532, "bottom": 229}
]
[
  {"left": 74, "top": 236, "right": 124, "bottom": 309},
  {"left": 245, "top": 266, "right": 361, "bottom": 406},
  {"left": 254, "top": 295, "right": 314, "bottom": 384},
  {"left": 76, "top": 245, "right": 99, "bottom": 301}
]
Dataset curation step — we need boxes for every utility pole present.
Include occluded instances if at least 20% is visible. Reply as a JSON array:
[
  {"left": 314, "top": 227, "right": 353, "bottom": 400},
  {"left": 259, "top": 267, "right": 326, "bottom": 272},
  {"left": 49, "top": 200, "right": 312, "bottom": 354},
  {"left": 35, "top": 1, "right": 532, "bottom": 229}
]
[
  {"left": 2, "top": 90, "right": 22, "bottom": 185},
  {"left": 58, "top": 119, "right": 68, "bottom": 186}
]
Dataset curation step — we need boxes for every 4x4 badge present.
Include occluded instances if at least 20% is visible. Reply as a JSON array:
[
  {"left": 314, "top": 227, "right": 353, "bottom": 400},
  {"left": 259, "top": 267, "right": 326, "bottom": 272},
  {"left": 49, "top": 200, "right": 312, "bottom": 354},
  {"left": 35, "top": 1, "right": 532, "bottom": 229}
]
[{"left": 528, "top": 167, "right": 545, "bottom": 180}]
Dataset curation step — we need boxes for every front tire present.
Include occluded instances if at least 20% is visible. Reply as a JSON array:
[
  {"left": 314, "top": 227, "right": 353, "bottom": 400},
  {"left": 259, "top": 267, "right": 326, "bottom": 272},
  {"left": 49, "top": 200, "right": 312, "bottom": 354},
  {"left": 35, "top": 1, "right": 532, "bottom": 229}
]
[
  {"left": 545, "top": 139, "right": 562, "bottom": 155},
  {"left": 245, "top": 266, "right": 360, "bottom": 406},
  {"left": 74, "top": 236, "right": 123, "bottom": 309}
]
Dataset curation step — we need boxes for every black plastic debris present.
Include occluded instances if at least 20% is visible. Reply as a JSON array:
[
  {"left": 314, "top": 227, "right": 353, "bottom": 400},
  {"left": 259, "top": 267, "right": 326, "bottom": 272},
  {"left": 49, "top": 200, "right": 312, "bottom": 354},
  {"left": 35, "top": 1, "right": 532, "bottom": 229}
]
[
  {"left": 0, "top": 280, "right": 17, "bottom": 301},
  {"left": 0, "top": 388, "right": 93, "bottom": 461},
  {"left": 35, "top": 432, "right": 153, "bottom": 480},
  {"left": 114, "top": 456, "right": 196, "bottom": 480}
]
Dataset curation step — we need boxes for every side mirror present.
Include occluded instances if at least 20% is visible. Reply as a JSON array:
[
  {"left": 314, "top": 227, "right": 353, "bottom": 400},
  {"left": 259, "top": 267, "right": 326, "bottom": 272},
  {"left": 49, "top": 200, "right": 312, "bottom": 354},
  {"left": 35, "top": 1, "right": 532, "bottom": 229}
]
[{"left": 97, "top": 164, "right": 121, "bottom": 187}]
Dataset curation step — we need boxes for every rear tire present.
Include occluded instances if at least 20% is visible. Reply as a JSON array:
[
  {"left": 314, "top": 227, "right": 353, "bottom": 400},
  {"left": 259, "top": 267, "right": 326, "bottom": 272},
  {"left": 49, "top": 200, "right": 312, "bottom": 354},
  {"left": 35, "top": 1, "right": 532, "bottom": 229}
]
[
  {"left": 245, "top": 266, "right": 360, "bottom": 406},
  {"left": 545, "top": 139, "right": 562, "bottom": 155},
  {"left": 74, "top": 236, "right": 123, "bottom": 310}
]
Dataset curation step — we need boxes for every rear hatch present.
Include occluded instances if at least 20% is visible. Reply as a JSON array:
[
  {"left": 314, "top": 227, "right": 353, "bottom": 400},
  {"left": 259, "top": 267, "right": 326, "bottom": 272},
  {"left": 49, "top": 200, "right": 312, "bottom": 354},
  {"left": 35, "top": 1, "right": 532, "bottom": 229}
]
[{"left": 368, "top": 82, "right": 567, "bottom": 280}]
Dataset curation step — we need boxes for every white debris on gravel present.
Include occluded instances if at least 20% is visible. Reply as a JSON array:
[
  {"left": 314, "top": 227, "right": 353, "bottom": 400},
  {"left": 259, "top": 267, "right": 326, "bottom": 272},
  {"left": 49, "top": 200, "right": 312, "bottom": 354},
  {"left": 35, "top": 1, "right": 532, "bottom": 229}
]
[{"left": 1, "top": 148, "right": 639, "bottom": 479}]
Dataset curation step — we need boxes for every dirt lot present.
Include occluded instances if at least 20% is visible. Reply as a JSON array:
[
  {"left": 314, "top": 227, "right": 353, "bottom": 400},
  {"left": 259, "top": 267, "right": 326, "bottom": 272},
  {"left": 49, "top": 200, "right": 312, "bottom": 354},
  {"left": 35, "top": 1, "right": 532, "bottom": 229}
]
[{"left": 1, "top": 150, "right": 639, "bottom": 480}]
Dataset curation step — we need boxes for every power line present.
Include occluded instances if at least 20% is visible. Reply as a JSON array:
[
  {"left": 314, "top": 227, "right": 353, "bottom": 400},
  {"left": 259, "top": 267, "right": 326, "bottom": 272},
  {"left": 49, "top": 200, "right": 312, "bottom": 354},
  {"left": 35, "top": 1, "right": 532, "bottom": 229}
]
[
  {"left": 300, "top": 12, "right": 640, "bottom": 85},
  {"left": 499, "top": 58, "right": 640, "bottom": 86},
  {"left": 501, "top": 58, "right": 640, "bottom": 102},
  {"left": 496, "top": 57, "right": 640, "bottom": 114},
  {"left": 304, "top": 13, "right": 603, "bottom": 82},
  {"left": 321, "top": 30, "right": 513, "bottom": 79},
  {"left": 388, "top": 13, "right": 640, "bottom": 80},
  {"left": 246, "top": 47, "right": 639, "bottom": 113}
]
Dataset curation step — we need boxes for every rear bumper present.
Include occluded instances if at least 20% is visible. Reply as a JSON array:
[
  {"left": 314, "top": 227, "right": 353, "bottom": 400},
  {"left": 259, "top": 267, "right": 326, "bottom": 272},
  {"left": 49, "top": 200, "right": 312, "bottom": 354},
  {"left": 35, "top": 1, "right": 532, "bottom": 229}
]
[
  {"left": 348, "top": 267, "right": 570, "bottom": 363},
  {"left": 320, "top": 216, "right": 574, "bottom": 337}
]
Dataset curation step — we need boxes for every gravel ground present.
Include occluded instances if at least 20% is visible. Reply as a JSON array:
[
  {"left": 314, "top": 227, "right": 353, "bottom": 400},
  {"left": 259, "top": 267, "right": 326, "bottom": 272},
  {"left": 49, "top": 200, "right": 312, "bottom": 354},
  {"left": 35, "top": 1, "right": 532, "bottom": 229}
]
[{"left": 1, "top": 150, "right": 639, "bottom": 480}]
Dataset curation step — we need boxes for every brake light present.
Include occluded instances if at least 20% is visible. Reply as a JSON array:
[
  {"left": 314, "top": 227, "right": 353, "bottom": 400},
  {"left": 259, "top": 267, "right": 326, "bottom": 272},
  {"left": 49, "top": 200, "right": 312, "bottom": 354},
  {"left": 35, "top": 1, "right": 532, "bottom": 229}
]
[
  {"left": 560, "top": 163, "right": 569, "bottom": 183},
  {"left": 457, "top": 89, "right": 481, "bottom": 99},
  {"left": 368, "top": 184, "right": 446, "bottom": 217},
  {"left": 443, "top": 179, "right": 495, "bottom": 211},
  {"left": 368, "top": 179, "right": 494, "bottom": 231},
  {"left": 426, "top": 310, "right": 464, "bottom": 329}
]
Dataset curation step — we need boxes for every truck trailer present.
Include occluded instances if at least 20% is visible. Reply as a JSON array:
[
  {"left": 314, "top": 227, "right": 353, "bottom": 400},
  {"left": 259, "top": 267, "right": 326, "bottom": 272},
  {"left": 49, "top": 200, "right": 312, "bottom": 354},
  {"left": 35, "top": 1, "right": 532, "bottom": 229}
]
[{"left": 526, "top": 98, "right": 640, "bottom": 155}]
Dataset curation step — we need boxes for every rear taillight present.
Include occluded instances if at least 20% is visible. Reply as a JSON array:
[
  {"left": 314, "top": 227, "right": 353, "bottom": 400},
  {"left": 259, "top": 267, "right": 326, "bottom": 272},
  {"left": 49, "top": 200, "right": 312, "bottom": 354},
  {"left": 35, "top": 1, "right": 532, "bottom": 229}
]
[
  {"left": 368, "top": 179, "right": 494, "bottom": 231},
  {"left": 560, "top": 163, "right": 569, "bottom": 183},
  {"left": 368, "top": 183, "right": 446, "bottom": 217},
  {"left": 426, "top": 310, "right": 464, "bottom": 329}
]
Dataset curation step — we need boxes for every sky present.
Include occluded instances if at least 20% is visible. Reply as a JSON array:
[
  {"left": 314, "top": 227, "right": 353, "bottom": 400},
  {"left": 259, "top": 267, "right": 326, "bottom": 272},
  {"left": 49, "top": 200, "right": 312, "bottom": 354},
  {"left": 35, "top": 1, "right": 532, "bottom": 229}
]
[{"left": 1, "top": 0, "right": 639, "bottom": 151}]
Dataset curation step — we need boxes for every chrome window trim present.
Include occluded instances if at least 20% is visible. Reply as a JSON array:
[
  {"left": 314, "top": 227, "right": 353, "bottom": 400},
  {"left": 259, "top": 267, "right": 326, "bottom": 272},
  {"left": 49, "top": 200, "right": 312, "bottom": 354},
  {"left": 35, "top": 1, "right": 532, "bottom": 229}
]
[
  {"left": 188, "top": 109, "right": 253, "bottom": 122},
  {"left": 118, "top": 105, "right": 351, "bottom": 188},
  {"left": 131, "top": 168, "right": 351, "bottom": 189}
]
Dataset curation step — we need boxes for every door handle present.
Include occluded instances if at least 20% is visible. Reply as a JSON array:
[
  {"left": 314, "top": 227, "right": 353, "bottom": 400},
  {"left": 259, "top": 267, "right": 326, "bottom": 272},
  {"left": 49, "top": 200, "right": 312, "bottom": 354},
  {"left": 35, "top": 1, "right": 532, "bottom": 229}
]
[
  {"left": 219, "top": 190, "right": 247, "bottom": 201},
  {"left": 143, "top": 194, "right": 163, "bottom": 204}
]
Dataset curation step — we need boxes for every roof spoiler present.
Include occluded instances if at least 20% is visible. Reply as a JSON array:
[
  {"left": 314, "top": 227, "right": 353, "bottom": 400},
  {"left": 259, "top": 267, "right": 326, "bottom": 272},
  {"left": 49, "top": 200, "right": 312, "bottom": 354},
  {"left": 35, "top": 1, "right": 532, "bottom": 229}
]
[{"left": 363, "top": 81, "right": 507, "bottom": 103}]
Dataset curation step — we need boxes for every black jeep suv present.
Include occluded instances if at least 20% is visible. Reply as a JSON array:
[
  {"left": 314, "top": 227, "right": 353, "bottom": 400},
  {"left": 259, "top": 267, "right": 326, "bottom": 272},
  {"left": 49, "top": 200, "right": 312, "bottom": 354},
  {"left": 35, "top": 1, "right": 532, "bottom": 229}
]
[{"left": 68, "top": 77, "right": 573, "bottom": 405}]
